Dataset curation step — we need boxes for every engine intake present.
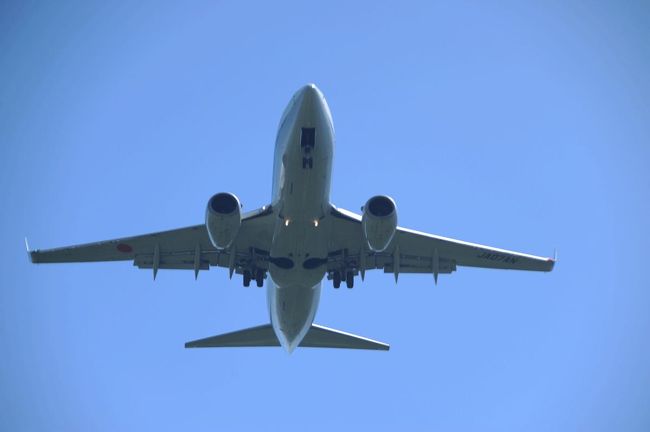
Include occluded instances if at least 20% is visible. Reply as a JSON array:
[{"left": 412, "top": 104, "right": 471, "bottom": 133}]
[
  {"left": 206, "top": 192, "right": 241, "bottom": 249},
  {"left": 362, "top": 195, "right": 397, "bottom": 252}
]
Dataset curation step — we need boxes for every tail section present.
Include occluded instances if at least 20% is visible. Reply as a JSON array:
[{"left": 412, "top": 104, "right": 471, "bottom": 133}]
[{"left": 185, "top": 323, "right": 389, "bottom": 351}]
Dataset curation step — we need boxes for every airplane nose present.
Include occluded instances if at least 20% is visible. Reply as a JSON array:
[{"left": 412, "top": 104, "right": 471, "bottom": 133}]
[
  {"left": 299, "top": 83, "right": 320, "bottom": 99},
  {"left": 299, "top": 83, "right": 322, "bottom": 104}
]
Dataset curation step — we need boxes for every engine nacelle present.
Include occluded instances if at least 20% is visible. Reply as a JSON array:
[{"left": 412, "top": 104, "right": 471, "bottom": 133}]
[
  {"left": 362, "top": 195, "right": 397, "bottom": 252},
  {"left": 205, "top": 192, "right": 241, "bottom": 249}
]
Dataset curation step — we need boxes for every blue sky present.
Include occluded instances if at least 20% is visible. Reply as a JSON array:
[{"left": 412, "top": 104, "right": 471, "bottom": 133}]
[{"left": 1, "top": 1, "right": 649, "bottom": 430}]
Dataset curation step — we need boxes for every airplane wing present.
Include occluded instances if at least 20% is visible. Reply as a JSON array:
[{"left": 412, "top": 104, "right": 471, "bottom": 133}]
[
  {"left": 29, "top": 206, "right": 275, "bottom": 279},
  {"left": 327, "top": 207, "right": 554, "bottom": 282}
]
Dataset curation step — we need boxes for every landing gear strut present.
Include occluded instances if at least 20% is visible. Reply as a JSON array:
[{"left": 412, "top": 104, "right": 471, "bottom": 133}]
[
  {"left": 346, "top": 271, "right": 354, "bottom": 289},
  {"left": 255, "top": 269, "right": 264, "bottom": 287},
  {"left": 331, "top": 271, "right": 355, "bottom": 289},
  {"left": 333, "top": 271, "right": 341, "bottom": 289},
  {"left": 243, "top": 269, "right": 265, "bottom": 287}
]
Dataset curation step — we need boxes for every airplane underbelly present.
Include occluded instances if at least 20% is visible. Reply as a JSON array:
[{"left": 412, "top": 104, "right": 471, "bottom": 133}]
[
  {"left": 268, "top": 281, "right": 321, "bottom": 351},
  {"left": 266, "top": 86, "right": 334, "bottom": 350},
  {"left": 268, "top": 167, "right": 329, "bottom": 349},
  {"left": 269, "top": 218, "right": 327, "bottom": 287},
  {"left": 270, "top": 132, "right": 330, "bottom": 286}
]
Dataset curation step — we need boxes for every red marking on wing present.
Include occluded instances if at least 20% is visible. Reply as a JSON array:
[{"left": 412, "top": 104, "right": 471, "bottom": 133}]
[{"left": 117, "top": 243, "right": 133, "bottom": 253}]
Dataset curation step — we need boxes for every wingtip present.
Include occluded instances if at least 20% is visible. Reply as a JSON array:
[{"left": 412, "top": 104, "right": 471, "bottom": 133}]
[
  {"left": 25, "top": 237, "right": 34, "bottom": 263},
  {"left": 545, "top": 249, "right": 557, "bottom": 271}
]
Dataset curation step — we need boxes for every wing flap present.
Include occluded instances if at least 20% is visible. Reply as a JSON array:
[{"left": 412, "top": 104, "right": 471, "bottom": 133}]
[
  {"left": 29, "top": 225, "right": 211, "bottom": 264},
  {"left": 396, "top": 227, "right": 555, "bottom": 272},
  {"left": 327, "top": 206, "right": 554, "bottom": 275},
  {"left": 28, "top": 206, "right": 275, "bottom": 273}
]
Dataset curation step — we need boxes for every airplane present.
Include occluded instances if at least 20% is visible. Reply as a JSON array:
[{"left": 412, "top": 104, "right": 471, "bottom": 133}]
[{"left": 28, "top": 83, "right": 555, "bottom": 353}]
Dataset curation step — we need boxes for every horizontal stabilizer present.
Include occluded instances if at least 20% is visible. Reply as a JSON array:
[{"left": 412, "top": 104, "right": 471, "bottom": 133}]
[
  {"left": 301, "top": 324, "right": 389, "bottom": 350},
  {"left": 185, "top": 324, "right": 279, "bottom": 348},
  {"left": 185, "top": 323, "right": 389, "bottom": 351}
]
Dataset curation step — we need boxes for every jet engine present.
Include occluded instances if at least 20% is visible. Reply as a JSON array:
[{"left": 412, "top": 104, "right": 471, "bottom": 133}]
[
  {"left": 205, "top": 192, "right": 241, "bottom": 249},
  {"left": 362, "top": 195, "right": 397, "bottom": 252}
]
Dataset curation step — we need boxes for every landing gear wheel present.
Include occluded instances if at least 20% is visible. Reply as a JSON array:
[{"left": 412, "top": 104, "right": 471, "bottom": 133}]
[
  {"left": 243, "top": 271, "right": 251, "bottom": 287},
  {"left": 333, "top": 271, "right": 341, "bottom": 289},
  {"left": 346, "top": 272, "right": 354, "bottom": 289},
  {"left": 255, "top": 269, "right": 264, "bottom": 287}
]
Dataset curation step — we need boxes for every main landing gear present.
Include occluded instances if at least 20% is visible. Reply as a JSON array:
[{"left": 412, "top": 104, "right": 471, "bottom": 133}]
[
  {"left": 243, "top": 269, "right": 265, "bottom": 287},
  {"left": 331, "top": 271, "right": 354, "bottom": 289},
  {"left": 346, "top": 271, "right": 354, "bottom": 288}
]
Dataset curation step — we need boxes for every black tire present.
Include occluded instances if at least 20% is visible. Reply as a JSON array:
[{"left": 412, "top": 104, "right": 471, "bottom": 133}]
[
  {"left": 333, "top": 271, "right": 341, "bottom": 289},
  {"left": 346, "top": 272, "right": 354, "bottom": 289},
  {"left": 243, "top": 271, "right": 251, "bottom": 287},
  {"left": 255, "top": 270, "right": 264, "bottom": 287}
]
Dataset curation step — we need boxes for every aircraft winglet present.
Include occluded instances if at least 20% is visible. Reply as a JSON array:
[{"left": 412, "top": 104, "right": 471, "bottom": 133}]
[
  {"left": 544, "top": 249, "right": 557, "bottom": 272},
  {"left": 25, "top": 237, "right": 33, "bottom": 263}
]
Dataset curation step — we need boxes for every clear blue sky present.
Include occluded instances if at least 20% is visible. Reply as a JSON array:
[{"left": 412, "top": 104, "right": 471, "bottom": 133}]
[{"left": 2, "top": 1, "right": 649, "bottom": 430}]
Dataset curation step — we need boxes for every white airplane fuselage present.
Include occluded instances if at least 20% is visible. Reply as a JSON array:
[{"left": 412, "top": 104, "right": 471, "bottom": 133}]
[{"left": 267, "top": 84, "right": 334, "bottom": 352}]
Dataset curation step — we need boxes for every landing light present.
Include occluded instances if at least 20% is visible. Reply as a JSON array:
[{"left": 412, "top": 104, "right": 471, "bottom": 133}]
[
  {"left": 314, "top": 220, "right": 319, "bottom": 227},
  {"left": 285, "top": 219, "right": 290, "bottom": 227}
]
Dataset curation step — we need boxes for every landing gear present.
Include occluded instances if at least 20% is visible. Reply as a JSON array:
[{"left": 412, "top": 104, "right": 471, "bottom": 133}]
[
  {"left": 333, "top": 271, "right": 341, "bottom": 289},
  {"left": 243, "top": 269, "right": 264, "bottom": 287},
  {"left": 332, "top": 271, "right": 355, "bottom": 289},
  {"left": 346, "top": 271, "right": 354, "bottom": 289},
  {"left": 255, "top": 269, "right": 264, "bottom": 287}
]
